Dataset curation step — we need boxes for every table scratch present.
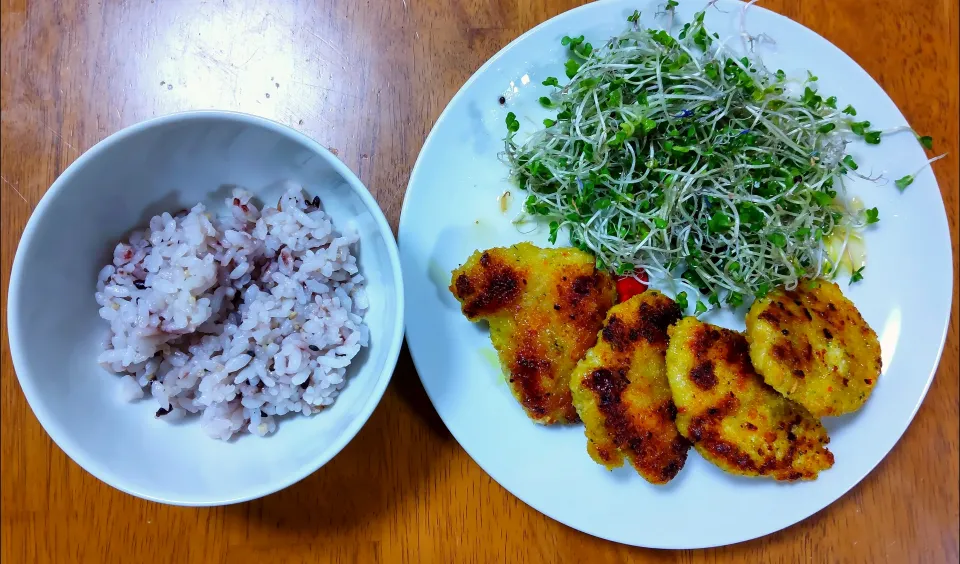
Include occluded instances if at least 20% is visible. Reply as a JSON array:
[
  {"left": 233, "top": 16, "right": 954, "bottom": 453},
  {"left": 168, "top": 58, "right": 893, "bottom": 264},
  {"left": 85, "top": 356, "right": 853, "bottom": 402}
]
[
  {"left": 1, "top": 174, "right": 29, "bottom": 205},
  {"left": 240, "top": 47, "right": 260, "bottom": 68},
  {"left": 307, "top": 29, "right": 346, "bottom": 60},
  {"left": 45, "top": 125, "right": 79, "bottom": 154}
]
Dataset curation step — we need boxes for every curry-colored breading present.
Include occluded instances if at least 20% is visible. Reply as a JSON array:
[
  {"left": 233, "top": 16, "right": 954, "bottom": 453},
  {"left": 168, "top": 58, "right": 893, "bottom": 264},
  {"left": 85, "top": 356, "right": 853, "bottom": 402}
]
[
  {"left": 666, "top": 317, "right": 834, "bottom": 481},
  {"left": 745, "top": 280, "right": 881, "bottom": 417},
  {"left": 570, "top": 291, "right": 690, "bottom": 484},
  {"left": 450, "top": 243, "right": 617, "bottom": 424}
]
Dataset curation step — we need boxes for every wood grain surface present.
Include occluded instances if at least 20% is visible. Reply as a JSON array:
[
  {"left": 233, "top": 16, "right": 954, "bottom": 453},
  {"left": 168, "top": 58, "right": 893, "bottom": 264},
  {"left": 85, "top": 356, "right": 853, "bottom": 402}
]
[{"left": 1, "top": 0, "right": 957, "bottom": 562}]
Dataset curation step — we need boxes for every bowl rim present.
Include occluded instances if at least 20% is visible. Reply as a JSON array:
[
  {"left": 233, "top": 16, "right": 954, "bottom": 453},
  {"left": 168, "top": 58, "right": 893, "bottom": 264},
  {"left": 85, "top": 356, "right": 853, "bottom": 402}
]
[{"left": 6, "top": 110, "right": 405, "bottom": 506}]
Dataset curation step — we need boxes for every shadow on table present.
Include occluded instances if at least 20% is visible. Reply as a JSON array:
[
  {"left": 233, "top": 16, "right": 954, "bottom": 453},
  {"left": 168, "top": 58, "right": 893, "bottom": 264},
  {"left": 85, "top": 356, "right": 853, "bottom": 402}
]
[
  {"left": 223, "top": 344, "right": 452, "bottom": 536},
  {"left": 390, "top": 344, "right": 452, "bottom": 440}
]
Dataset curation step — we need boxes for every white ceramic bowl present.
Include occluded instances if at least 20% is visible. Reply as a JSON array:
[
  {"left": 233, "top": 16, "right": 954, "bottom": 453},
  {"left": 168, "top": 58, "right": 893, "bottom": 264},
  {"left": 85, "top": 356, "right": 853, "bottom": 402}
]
[{"left": 7, "top": 111, "right": 404, "bottom": 505}]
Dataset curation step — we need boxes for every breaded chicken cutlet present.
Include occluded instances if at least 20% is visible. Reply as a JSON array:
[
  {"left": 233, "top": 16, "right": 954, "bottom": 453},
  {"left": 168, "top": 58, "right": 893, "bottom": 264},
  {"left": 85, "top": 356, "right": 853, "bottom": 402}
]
[
  {"left": 666, "top": 317, "right": 834, "bottom": 481},
  {"left": 570, "top": 291, "right": 690, "bottom": 483},
  {"left": 450, "top": 243, "right": 617, "bottom": 424},
  {"left": 745, "top": 280, "right": 881, "bottom": 417}
]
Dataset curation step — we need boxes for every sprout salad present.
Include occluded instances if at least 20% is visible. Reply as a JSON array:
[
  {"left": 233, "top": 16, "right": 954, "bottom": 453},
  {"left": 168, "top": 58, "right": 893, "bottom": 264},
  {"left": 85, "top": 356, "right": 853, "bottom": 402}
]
[{"left": 504, "top": 4, "right": 940, "bottom": 312}]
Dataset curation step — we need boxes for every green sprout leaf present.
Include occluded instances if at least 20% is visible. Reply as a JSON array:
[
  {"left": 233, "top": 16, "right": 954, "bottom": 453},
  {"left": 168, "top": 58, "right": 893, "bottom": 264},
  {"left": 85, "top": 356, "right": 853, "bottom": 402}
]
[
  {"left": 708, "top": 210, "right": 732, "bottom": 233},
  {"left": 850, "top": 121, "right": 871, "bottom": 136},
  {"left": 505, "top": 112, "right": 520, "bottom": 133},
  {"left": 812, "top": 191, "right": 834, "bottom": 207},
  {"left": 865, "top": 207, "right": 879, "bottom": 224},
  {"left": 841, "top": 155, "right": 859, "bottom": 171},
  {"left": 607, "top": 88, "right": 622, "bottom": 107},
  {"left": 726, "top": 292, "right": 744, "bottom": 308},
  {"left": 850, "top": 266, "right": 865, "bottom": 284},
  {"left": 548, "top": 221, "right": 560, "bottom": 244},
  {"left": 614, "top": 262, "right": 634, "bottom": 276},
  {"left": 895, "top": 175, "right": 914, "bottom": 191},
  {"left": 756, "top": 282, "right": 771, "bottom": 298},
  {"left": 767, "top": 232, "right": 787, "bottom": 248}
]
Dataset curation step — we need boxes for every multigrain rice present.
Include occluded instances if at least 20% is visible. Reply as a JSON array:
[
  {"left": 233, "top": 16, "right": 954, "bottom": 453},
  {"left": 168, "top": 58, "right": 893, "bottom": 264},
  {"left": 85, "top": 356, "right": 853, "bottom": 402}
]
[{"left": 95, "top": 187, "right": 369, "bottom": 439}]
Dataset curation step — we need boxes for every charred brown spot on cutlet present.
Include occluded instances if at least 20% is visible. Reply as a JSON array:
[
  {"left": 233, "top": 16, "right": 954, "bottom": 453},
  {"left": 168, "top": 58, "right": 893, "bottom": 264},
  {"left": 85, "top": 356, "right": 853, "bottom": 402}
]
[
  {"left": 771, "top": 340, "right": 813, "bottom": 369},
  {"left": 584, "top": 368, "right": 629, "bottom": 400},
  {"left": 601, "top": 315, "right": 629, "bottom": 350},
  {"left": 565, "top": 272, "right": 603, "bottom": 306},
  {"left": 454, "top": 253, "right": 524, "bottom": 318},
  {"left": 601, "top": 296, "right": 680, "bottom": 352},
  {"left": 687, "top": 395, "right": 755, "bottom": 470},
  {"left": 558, "top": 270, "right": 615, "bottom": 330},
  {"left": 583, "top": 368, "right": 688, "bottom": 483},
  {"left": 701, "top": 325, "right": 752, "bottom": 368},
  {"left": 559, "top": 397, "right": 581, "bottom": 422},
  {"left": 689, "top": 361, "right": 718, "bottom": 390},
  {"left": 594, "top": 444, "right": 615, "bottom": 463},
  {"left": 504, "top": 326, "right": 582, "bottom": 424},
  {"left": 652, "top": 401, "right": 691, "bottom": 482},
  {"left": 758, "top": 311, "right": 780, "bottom": 325},
  {"left": 690, "top": 325, "right": 723, "bottom": 359},
  {"left": 572, "top": 275, "right": 595, "bottom": 295},
  {"left": 635, "top": 299, "right": 682, "bottom": 345},
  {"left": 510, "top": 348, "right": 554, "bottom": 418},
  {"left": 454, "top": 274, "right": 474, "bottom": 296}
]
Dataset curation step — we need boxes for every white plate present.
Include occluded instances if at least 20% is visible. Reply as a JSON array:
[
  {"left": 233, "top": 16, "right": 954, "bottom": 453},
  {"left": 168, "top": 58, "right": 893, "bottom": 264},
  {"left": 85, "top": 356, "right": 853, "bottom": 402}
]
[{"left": 399, "top": 0, "right": 952, "bottom": 548}]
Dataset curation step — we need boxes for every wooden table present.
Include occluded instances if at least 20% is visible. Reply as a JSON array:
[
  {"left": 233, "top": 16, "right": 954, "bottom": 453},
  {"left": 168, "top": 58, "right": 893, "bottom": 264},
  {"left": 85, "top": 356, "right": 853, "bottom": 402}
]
[{"left": 1, "top": 1, "right": 957, "bottom": 562}]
